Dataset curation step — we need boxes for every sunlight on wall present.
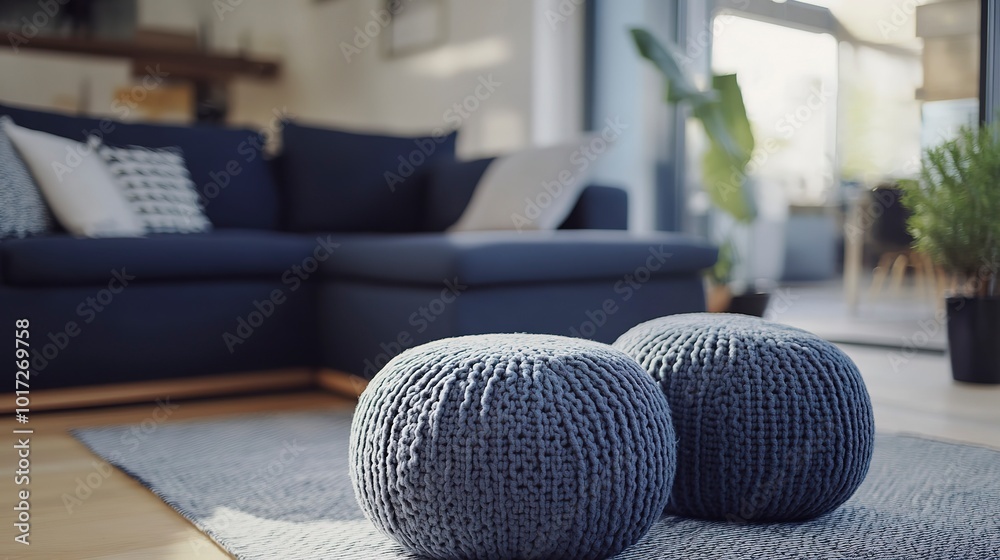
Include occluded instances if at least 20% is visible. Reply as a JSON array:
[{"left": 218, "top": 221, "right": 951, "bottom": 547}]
[
  {"left": 407, "top": 37, "right": 513, "bottom": 78},
  {"left": 477, "top": 108, "right": 529, "bottom": 156}
]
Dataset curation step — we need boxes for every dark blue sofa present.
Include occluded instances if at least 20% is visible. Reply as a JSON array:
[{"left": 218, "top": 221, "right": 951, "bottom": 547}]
[{"left": 0, "top": 103, "right": 716, "bottom": 391}]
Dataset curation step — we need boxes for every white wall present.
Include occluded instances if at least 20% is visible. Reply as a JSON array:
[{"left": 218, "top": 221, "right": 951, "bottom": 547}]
[
  {"left": 532, "top": 0, "right": 585, "bottom": 146},
  {"left": 0, "top": 50, "right": 130, "bottom": 116},
  {"left": 0, "top": 0, "right": 203, "bottom": 116},
  {"left": 0, "top": 0, "right": 586, "bottom": 159},
  {"left": 223, "top": 0, "right": 534, "bottom": 157},
  {"left": 213, "top": 0, "right": 584, "bottom": 158},
  {"left": 0, "top": 0, "right": 201, "bottom": 117},
  {"left": 587, "top": 0, "right": 671, "bottom": 231},
  {"left": 136, "top": 0, "right": 203, "bottom": 31}
]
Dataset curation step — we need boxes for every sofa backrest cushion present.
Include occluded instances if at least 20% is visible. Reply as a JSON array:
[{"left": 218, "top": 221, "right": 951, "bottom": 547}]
[
  {"left": 280, "top": 121, "right": 457, "bottom": 232},
  {"left": 0, "top": 103, "right": 279, "bottom": 230}
]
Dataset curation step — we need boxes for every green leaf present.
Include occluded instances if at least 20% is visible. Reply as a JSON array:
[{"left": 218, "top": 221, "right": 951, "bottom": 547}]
[
  {"left": 701, "top": 137, "right": 756, "bottom": 222},
  {"left": 708, "top": 238, "right": 735, "bottom": 284},
  {"left": 629, "top": 28, "right": 710, "bottom": 105},
  {"left": 711, "top": 74, "right": 755, "bottom": 163},
  {"left": 695, "top": 75, "right": 757, "bottom": 223},
  {"left": 630, "top": 27, "right": 757, "bottom": 223}
]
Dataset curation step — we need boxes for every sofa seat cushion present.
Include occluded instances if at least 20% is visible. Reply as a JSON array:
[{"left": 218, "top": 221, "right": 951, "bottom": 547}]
[
  {"left": 323, "top": 230, "right": 717, "bottom": 287},
  {"left": 1, "top": 230, "right": 331, "bottom": 287}
]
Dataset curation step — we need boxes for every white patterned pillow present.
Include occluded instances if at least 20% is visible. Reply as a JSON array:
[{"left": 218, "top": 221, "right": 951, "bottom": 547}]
[
  {"left": 4, "top": 121, "right": 144, "bottom": 238},
  {"left": 97, "top": 142, "right": 212, "bottom": 234},
  {"left": 0, "top": 117, "right": 53, "bottom": 238}
]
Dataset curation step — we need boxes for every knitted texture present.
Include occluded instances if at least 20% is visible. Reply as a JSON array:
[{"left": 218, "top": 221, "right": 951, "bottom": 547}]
[
  {"left": 350, "top": 334, "right": 676, "bottom": 560},
  {"left": 614, "top": 313, "right": 875, "bottom": 522}
]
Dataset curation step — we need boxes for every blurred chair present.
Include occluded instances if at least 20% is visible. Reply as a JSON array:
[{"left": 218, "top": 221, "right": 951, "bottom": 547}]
[{"left": 864, "top": 184, "right": 942, "bottom": 304}]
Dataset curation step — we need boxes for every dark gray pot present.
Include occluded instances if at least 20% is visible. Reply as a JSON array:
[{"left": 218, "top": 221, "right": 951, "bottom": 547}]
[
  {"left": 946, "top": 296, "right": 1000, "bottom": 384},
  {"left": 726, "top": 292, "right": 771, "bottom": 317}
]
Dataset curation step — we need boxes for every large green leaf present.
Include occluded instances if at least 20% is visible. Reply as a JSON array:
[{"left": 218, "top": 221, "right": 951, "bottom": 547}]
[
  {"left": 701, "top": 136, "right": 756, "bottom": 223},
  {"left": 630, "top": 28, "right": 710, "bottom": 105},
  {"left": 710, "top": 74, "right": 755, "bottom": 165},
  {"left": 630, "top": 28, "right": 757, "bottom": 223},
  {"left": 698, "top": 74, "right": 757, "bottom": 222}
]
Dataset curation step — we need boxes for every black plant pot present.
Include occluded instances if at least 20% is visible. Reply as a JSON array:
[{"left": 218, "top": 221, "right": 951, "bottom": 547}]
[
  {"left": 727, "top": 292, "right": 771, "bottom": 317},
  {"left": 946, "top": 297, "right": 1000, "bottom": 384}
]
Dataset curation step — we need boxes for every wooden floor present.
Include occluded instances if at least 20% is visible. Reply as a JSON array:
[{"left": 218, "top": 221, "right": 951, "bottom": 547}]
[
  {"left": 2, "top": 346, "right": 999, "bottom": 559},
  {"left": 1, "top": 391, "right": 355, "bottom": 560},
  {"left": 842, "top": 344, "right": 1000, "bottom": 449}
]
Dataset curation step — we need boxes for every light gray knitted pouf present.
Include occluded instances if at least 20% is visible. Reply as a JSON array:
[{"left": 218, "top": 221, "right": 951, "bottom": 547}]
[
  {"left": 350, "top": 334, "right": 676, "bottom": 560},
  {"left": 614, "top": 313, "right": 875, "bottom": 522}
]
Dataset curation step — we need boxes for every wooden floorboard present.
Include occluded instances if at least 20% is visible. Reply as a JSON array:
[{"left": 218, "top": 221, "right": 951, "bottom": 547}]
[
  {"left": 316, "top": 368, "right": 369, "bottom": 399},
  {"left": 3, "top": 369, "right": 315, "bottom": 413}
]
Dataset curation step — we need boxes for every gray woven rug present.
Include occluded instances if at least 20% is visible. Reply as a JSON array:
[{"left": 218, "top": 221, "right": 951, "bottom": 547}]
[{"left": 72, "top": 411, "right": 1000, "bottom": 560}]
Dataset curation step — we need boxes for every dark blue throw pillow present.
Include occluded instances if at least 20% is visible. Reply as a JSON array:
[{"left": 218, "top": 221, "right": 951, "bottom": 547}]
[
  {"left": 0, "top": 103, "right": 279, "bottom": 230},
  {"left": 280, "top": 122, "right": 457, "bottom": 232},
  {"left": 422, "top": 157, "right": 495, "bottom": 231}
]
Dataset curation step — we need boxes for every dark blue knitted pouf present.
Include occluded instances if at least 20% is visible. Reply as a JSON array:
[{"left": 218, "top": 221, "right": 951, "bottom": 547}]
[
  {"left": 350, "top": 334, "right": 676, "bottom": 560},
  {"left": 613, "top": 313, "right": 875, "bottom": 522}
]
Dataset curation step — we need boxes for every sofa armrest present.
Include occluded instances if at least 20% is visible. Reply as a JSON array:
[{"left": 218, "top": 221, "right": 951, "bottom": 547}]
[{"left": 559, "top": 185, "right": 628, "bottom": 230}]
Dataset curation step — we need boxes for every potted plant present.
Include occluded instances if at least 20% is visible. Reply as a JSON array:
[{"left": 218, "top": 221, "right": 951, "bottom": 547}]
[
  {"left": 630, "top": 28, "right": 770, "bottom": 316},
  {"left": 899, "top": 122, "right": 1000, "bottom": 384}
]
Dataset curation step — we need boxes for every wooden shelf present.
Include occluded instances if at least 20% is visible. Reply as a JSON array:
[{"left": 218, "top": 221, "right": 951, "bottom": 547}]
[{"left": 0, "top": 35, "right": 280, "bottom": 82}]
